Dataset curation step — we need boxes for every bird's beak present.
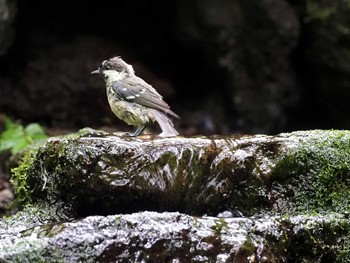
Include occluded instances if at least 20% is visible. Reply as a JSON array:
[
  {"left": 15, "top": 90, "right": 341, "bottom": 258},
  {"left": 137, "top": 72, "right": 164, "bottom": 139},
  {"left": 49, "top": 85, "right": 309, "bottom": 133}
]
[{"left": 91, "top": 69, "right": 101, "bottom": 75}]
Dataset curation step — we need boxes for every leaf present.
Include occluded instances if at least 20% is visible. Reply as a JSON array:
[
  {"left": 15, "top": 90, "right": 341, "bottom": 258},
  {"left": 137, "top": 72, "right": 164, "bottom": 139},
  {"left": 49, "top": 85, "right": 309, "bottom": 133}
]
[
  {"left": 0, "top": 116, "right": 48, "bottom": 154},
  {"left": 11, "top": 137, "right": 29, "bottom": 154},
  {"left": 3, "top": 115, "right": 18, "bottom": 130},
  {"left": 24, "top": 123, "right": 47, "bottom": 141},
  {"left": 0, "top": 125, "right": 25, "bottom": 152}
]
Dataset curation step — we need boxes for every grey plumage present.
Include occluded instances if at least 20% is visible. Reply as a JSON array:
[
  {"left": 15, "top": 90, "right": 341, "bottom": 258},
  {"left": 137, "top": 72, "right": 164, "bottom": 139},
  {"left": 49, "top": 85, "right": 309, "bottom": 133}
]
[
  {"left": 91, "top": 56, "right": 179, "bottom": 137},
  {"left": 150, "top": 109, "right": 179, "bottom": 136},
  {"left": 111, "top": 78, "right": 179, "bottom": 119}
]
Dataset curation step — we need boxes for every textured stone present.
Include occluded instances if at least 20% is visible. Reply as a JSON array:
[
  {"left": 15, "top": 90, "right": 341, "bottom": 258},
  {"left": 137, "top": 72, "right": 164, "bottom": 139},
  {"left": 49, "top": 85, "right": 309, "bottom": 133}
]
[
  {"left": 4, "top": 129, "right": 350, "bottom": 261},
  {"left": 1, "top": 211, "right": 349, "bottom": 262}
]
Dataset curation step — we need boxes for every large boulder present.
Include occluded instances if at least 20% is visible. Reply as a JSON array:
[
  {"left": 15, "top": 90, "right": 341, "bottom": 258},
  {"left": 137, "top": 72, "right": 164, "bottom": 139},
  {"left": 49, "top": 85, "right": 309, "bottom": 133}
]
[
  {"left": 1, "top": 210, "right": 349, "bottom": 262},
  {"left": 1, "top": 130, "right": 350, "bottom": 261}
]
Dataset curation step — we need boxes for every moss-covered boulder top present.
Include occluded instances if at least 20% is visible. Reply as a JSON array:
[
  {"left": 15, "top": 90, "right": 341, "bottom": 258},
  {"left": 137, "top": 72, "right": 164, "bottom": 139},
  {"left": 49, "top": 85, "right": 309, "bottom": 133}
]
[
  {"left": 3, "top": 129, "right": 350, "bottom": 262},
  {"left": 16, "top": 129, "right": 350, "bottom": 218}
]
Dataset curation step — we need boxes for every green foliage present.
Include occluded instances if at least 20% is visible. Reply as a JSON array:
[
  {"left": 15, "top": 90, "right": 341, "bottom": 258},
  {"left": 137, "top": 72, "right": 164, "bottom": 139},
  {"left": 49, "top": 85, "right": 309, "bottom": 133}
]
[
  {"left": 0, "top": 116, "right": 47, "bottom": 154},
  {"left": 0, "top": 116, "right": 47, "bottom": 208},
  {"left": 305, "top": 0, "right": 336, "bottom": 22}
]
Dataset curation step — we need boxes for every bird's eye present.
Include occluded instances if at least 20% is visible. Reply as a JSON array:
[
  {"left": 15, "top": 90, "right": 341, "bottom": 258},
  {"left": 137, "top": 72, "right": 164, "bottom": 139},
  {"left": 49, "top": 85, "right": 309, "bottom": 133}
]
[{"left": 102, "top": 60, "right": 111, "bottom": 70}]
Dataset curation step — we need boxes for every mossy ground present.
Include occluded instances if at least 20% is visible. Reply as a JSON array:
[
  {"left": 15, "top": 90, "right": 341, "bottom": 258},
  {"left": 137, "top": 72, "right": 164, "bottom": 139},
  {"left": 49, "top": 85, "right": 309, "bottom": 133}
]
[{"left": 272, "top": 130, "right": 350, "bottom": 215}]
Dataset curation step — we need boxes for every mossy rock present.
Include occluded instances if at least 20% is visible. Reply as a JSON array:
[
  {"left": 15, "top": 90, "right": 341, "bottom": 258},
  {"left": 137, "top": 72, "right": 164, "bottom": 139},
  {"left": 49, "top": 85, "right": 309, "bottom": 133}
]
[
  {"left": 9, "top": 129, "right": 350, "bottom": 219},
  {"left": 4, "top": 129, "right": 350, "bottom": 261}
]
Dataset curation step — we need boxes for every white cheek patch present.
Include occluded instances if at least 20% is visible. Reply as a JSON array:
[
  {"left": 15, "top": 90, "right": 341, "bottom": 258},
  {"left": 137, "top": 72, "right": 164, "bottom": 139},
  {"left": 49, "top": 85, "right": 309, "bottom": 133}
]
[{"left": 104, "top": 70, "right": 125, "bottom": 81}]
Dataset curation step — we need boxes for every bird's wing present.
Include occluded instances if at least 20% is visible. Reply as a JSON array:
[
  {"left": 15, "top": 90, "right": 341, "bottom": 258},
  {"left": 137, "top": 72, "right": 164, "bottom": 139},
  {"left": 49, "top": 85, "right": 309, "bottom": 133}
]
[{"left": 112, "top": 77, "right": 179, "bottom": 118}]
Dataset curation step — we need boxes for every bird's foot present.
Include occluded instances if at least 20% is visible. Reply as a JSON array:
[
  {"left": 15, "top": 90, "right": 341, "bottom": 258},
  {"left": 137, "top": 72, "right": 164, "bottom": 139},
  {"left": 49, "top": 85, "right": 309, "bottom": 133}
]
[{"left": 126, "top": 125, "right": 147, "bottom": 137}]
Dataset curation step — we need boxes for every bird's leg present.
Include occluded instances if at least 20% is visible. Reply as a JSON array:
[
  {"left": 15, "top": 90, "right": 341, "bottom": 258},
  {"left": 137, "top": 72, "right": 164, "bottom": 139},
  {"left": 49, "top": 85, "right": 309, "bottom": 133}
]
[{"left": 128, "top": 124, "right": 147, "bottom": 137}]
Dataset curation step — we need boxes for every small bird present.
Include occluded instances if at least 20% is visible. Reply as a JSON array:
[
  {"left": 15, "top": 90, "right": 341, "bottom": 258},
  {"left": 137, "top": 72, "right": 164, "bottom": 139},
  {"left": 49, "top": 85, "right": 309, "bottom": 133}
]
[{"left": 91, "top": 56, "right": 179, "bottom": 137}]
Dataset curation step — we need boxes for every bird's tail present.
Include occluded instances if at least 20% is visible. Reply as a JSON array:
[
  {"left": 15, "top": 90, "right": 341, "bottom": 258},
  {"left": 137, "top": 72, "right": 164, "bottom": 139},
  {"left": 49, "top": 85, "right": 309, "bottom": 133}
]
[{"left": 151, "top": 109, "right": 179, "bottom": 137}]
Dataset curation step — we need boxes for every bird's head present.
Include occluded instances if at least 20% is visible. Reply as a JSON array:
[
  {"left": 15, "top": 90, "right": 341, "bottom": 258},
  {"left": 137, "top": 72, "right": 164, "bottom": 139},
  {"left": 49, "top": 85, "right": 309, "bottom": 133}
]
[{"left": 91, "top": 56, "right": 135, "bottom": 81}]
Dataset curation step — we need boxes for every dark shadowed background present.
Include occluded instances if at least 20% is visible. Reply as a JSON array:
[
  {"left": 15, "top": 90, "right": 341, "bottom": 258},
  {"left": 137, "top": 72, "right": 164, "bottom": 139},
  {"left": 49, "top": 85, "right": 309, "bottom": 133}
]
[{"left": 1, "top": 0, "right": 350, "bottom": 135}]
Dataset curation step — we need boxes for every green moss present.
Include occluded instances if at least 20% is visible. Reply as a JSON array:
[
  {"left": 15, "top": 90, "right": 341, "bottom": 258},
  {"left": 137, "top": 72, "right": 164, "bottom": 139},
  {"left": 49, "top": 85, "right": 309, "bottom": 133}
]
[
  {"left": 211, "top": 218, "right": 229, "bottom": 235},
  {"left": 273, "top": 130, "right": 350, "bottom": 214},
  {"left": 259, "top": 213, "right": 350, "bottom": 262},
  {"left": 10, "top": 147, "right": 38, "bottom": 208}
]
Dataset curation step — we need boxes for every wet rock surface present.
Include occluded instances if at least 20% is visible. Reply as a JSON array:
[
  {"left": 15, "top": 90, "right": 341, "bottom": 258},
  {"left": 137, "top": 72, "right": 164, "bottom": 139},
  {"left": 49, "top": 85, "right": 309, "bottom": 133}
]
[
  {"left": 26, "top": 133, "right": 279, "bottom": 218},
  {"left": 0, "top": 210, "right": 349, "bottom": 262},
  {"left": 2, "top": 130, "right": 350, "bottom": 261},
  {"left": 0, "top": 210, "right": 348, "bottom": 262}
]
